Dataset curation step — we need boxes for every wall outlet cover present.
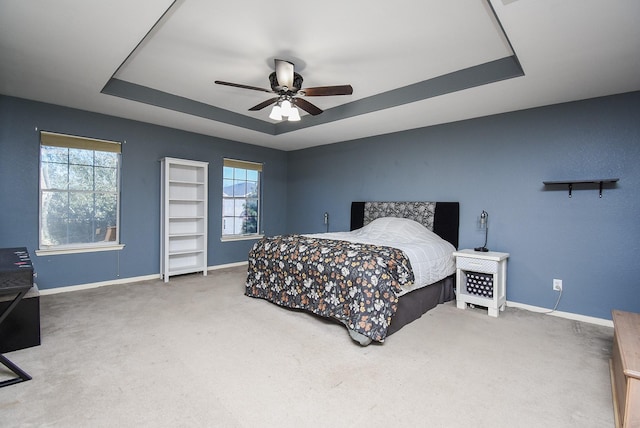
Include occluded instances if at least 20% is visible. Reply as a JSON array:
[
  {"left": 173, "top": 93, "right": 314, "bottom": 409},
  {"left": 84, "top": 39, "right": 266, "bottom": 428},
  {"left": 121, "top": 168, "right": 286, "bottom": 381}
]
[{"left": 553, "top": 279, "right": 563, "bottom": 291}]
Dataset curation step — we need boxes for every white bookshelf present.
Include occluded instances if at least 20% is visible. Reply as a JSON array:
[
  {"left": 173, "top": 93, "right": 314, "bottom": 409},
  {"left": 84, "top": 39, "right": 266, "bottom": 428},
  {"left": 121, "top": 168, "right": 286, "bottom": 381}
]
[{"left": 160, "top": 157, "right": 208, "bottom": 282}]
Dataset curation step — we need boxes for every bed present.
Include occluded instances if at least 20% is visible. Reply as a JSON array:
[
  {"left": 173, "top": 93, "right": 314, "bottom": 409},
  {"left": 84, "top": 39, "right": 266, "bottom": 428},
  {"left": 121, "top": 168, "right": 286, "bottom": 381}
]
[{"left": 245, "top": 201, "right": 459, "bottom": 345}]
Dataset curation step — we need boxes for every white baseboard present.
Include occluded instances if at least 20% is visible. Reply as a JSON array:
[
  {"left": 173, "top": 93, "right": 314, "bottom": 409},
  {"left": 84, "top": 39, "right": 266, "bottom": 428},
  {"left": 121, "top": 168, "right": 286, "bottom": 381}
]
[
  {"left": 208, "top": 261, "right": 248, "bottom": 270},
  {"left": 38, "top": 273, "right": 161, "bottom": 295},
  {"left": 507, "top": 300, "right": 613, "bottom": 328},
  {"left": 37, "top": 265, "right": 613, "bottom": 328},
  {"left": 39, "top": 261, "right": 248, "bottom": 295}
]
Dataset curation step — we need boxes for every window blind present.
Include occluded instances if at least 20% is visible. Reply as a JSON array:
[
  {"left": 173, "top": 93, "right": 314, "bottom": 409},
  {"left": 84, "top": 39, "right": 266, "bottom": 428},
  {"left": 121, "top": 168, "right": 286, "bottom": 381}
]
[
  {"left": 223, "top": 158, "right": 262, "bottom": 172},
  {"left": 40, "top": 131, "right": 121, "bottom": 153}
]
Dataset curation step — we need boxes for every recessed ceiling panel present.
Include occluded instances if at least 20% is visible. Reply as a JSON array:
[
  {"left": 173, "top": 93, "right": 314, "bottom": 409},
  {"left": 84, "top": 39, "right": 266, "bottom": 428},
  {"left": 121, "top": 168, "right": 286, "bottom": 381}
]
[{"left": 115, "top": 0, "right": 513, "bottom": 119}]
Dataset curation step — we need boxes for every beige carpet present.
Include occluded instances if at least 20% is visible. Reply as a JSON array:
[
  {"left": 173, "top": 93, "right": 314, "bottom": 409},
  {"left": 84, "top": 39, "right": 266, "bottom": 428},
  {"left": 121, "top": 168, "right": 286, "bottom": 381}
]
[{"left": 0, "top": 266, "right": 614, "bottom": 427}]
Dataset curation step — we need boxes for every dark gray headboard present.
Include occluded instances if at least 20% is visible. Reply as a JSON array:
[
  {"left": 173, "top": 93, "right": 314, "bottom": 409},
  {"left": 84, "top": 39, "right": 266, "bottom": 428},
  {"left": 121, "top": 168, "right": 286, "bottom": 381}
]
[{"left": 350, "top": 201, "right": 459, "bottom": 249}]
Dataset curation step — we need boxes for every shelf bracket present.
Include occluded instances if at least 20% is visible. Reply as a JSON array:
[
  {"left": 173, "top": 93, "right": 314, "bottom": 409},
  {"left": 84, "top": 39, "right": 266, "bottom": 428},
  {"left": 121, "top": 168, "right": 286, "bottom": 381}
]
[
  {"left": 568, "top": 183, "right": 572, "bottom": 198},
  {"left": 599, "top": 181, "right": 603, "bottom": 198}
]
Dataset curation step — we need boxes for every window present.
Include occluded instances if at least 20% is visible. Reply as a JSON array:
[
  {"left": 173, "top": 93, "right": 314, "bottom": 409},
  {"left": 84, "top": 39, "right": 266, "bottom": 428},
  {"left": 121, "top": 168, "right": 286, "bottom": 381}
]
[
  {"left": 222, "top": 158, "right": 262, "bottom": 239},
  {"left": 37, "top": 131, "right": 122, "bottom": 255}
]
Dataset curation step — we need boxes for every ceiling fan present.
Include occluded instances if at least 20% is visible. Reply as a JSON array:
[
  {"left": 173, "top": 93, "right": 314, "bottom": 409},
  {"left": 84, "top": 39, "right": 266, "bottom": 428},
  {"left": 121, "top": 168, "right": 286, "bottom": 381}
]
[{"left": 215, "top": 59, "right": 353, "bottom": 121}]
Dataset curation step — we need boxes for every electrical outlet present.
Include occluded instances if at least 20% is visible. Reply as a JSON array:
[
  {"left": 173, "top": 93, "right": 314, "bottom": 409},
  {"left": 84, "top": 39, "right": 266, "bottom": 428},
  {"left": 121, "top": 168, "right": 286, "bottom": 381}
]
[{"left": 553, "top": 279, "right": 563, "bottom": 291}]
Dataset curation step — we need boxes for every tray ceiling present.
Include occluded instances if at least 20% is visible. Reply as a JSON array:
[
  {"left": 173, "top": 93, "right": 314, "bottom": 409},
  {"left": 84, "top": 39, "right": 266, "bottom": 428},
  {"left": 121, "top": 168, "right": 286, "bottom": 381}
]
[{"left": 1, "top": 0, "right": 638, "bottom": 150}]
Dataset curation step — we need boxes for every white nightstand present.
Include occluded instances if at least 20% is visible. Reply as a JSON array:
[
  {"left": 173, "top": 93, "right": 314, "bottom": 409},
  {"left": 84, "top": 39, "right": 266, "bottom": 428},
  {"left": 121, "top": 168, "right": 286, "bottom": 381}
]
[{"left": 453, "top": 249, "right": 509, "bottom": 317}]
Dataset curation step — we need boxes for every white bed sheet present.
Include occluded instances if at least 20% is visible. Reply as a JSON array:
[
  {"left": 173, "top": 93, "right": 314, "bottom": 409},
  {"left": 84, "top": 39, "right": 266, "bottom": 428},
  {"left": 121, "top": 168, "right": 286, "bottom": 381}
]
[{"left": 305, "top": 217, "right": 456, "bottom": 296}]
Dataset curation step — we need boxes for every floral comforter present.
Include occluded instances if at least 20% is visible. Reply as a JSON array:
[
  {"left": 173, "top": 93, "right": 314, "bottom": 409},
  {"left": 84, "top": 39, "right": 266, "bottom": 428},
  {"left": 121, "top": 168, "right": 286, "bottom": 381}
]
[{"left": 245, "top": 234, "right": 414, "bottom": 342}]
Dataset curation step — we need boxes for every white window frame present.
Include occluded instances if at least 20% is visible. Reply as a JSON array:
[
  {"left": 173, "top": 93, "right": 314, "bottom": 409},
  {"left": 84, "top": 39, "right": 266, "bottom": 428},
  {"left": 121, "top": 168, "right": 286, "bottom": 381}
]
[
  {"left": 36, "top": 131, "right": 124, "bottom": 256},
  {"left": 221, "top": 158, "right": 263, "bottom": 242}
]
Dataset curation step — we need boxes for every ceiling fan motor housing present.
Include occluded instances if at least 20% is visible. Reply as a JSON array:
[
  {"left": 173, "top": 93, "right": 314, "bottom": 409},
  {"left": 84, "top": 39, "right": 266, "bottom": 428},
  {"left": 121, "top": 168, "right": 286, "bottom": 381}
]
[{"left": 269, "top": 71, "right": 303, "bottom": 92}]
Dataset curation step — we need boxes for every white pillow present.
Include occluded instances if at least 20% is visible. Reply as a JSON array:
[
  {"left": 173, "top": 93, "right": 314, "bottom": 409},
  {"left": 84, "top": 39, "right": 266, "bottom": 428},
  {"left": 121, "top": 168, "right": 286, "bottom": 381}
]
[{"left": 356, "top": 217, "right": 441, "bottom": 243}]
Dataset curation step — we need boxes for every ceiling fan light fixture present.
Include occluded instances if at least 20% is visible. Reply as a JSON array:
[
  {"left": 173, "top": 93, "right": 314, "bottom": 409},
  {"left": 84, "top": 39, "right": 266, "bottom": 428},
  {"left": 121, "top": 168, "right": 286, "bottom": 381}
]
[
  {"left": 280, "top": 99, "right": 293, "bottom": 116},
  {"left": 269, "top": 104, "right": 282, "bottom": 121},
  {"left": 287, "top": 107, "right": 301, "bottom": 122}
]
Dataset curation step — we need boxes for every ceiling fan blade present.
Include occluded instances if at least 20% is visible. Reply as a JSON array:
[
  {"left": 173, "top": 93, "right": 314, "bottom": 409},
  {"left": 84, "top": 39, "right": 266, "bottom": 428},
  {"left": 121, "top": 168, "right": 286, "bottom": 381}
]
[
  {"left": 294, "top": 98, "right": 323, "bottom": 116},
  {"left": 215, "top": 80, "right": 273, "bottom": 93},
  {"left": 248, "top": 97, "right": 279, "bottom": 111},
  {"left": 301, "top": 85, "right": 353, "bottom": 96},
  {"left": 274, "top": 59, "right": 294, "bottom": 89}
]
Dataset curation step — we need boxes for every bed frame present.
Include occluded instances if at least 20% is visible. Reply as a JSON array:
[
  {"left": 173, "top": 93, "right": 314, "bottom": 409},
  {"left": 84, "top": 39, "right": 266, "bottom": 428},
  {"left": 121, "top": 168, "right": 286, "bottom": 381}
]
[{"left": 350, "top": 201, "right": 459, "bottom": 337}]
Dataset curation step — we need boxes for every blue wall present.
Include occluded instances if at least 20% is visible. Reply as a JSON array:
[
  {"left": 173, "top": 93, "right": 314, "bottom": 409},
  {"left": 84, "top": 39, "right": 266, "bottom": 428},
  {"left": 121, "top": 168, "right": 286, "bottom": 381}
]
[
  {"left": 286, "top": 91, "right": 640, "bottom": 320},
  {"left": 2, "top": 92, "right": 638, "bottom": 320},
  {"left": 0, "top": 96, "right": 288, "bottom": 289}
]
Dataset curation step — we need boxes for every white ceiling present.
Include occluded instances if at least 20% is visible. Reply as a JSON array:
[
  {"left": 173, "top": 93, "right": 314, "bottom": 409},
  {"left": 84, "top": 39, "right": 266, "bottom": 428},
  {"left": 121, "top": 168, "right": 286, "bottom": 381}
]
[{"left": 1, "top": 0, "right": 639, "bottom": 151}]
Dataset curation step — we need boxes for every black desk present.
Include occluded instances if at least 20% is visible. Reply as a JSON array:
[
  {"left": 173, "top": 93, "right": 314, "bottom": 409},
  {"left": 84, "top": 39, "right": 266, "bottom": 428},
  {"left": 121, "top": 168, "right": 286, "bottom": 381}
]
[{"left": 0, "top": 247, "right": 33, "bottom": 387}]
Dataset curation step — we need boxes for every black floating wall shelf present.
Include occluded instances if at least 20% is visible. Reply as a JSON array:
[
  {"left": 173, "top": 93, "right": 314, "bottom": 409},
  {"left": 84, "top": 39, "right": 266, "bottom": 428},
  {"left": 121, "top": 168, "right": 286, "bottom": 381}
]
[{"left": 542, "top": 178, "right": 619, "bottom": 198}]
